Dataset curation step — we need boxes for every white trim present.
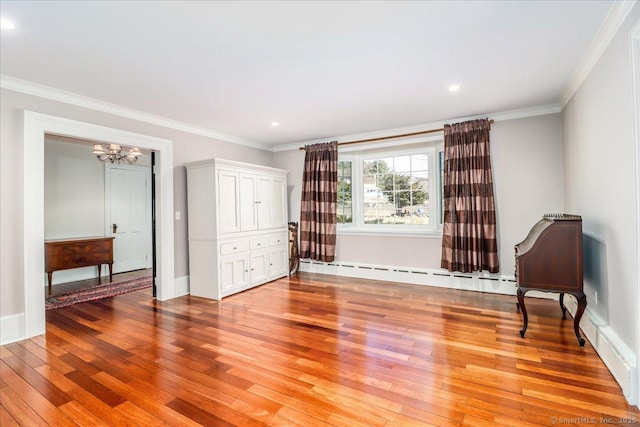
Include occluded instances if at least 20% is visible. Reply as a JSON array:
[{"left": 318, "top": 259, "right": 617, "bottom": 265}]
[
  {"left": 631, "top": 17, "right": 640, "bottom": 408},
  {"left": 174, "top": 275, "right": 190, "bottom": 297},
  {"left": 0, "top": 313, "right": 25, "bottom": 346},
  {"left": 564, "top": 297, "right": 637, "bottom": 404},
  {"left": 558, "top": 1, "right": 637, "bottom": 108},
  {"left": 22, "top": 111, "right": 175, "bottom": 341},
  {"left": 299, "top": 260, "right": 518, "bottom": 295},
  {"left": 1, "top": 75, "right": 268, "bottom": 151},
  {"left": 273, "top": 104, "right": 561, "bottom": 152}
]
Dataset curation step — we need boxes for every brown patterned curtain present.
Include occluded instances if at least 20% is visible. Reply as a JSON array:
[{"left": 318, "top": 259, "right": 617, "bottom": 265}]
[
  {"left": 441, "top": 119, "right": 499, "bottom": 273},
  {"left": 300, "top": 141, "right": 338, "bottom": 262}
]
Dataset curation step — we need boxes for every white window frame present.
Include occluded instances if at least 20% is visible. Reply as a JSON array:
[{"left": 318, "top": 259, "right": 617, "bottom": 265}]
[{"left": 337, "top": 138, "right": 444, "bottom": 237}]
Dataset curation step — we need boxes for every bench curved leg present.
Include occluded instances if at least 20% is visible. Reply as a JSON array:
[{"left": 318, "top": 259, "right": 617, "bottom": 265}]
[
  {"left": 517, "top": 287, "right": 528, "bottom": 338},
  {"left": 559, "top": 292, "right": 567, "bottom": 318},
  {"left": 572, "top": 292, "right": 587, "bottom": 347}
]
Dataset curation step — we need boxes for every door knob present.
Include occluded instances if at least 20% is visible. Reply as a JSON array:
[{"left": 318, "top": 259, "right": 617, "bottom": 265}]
[{"left": 112, "top": 223, "right": 118, "bottom": 233}]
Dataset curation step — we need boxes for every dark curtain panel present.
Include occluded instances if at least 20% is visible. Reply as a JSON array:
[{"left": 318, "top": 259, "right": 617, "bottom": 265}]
[
  {"left": 441, "top": 119, "right": 499, "bottom": 273},
  {"left": 300, "top": 141, "right": 338, "bottom": 262}
]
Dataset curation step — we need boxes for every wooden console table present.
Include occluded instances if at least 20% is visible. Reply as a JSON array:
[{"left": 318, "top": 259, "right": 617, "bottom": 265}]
[{"left": 45, "top": 237, "right": 114, "bottom": 293}]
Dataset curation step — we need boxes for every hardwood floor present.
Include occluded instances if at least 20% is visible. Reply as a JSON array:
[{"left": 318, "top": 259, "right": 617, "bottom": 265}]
[{"left": 2, "top": 272, "right": 639, "bottom": 426}]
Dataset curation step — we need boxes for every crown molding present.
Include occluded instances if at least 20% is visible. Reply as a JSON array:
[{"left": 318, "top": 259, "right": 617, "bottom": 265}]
[
  {"left": 272, "top": 103, "right": 561, "bottom": 152},
  {"left": 558, "top": 0, "right": 637, "bottom": 109},
  {"left": 0, "top": 75, "right": 270, "bottom": 151}
]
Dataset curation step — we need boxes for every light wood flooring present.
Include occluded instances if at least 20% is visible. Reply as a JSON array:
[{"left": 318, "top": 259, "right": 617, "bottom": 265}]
[{"left": 2, "top": 272, "right": 639, "bottom": 426}]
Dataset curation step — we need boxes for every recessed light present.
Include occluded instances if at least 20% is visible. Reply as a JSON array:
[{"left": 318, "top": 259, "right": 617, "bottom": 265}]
[
  {"left": 1, "top": 18, "right": 16, "bottom": 31},
  {"left": 449, "top": 84, "right": 461, "bottom": 92},
  {"left": 271, "top": 122, "right": 279, "bottom": 127}
]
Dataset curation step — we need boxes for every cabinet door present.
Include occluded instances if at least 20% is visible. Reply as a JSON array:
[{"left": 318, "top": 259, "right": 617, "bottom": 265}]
[
  {"left": 270, "top": 176, "right": 287, "bottom": 229},
  {"left": 220, "top": 255, "right": 248, "bottom": 294},
  {"left": 249, "top": 250, "right": 268, "bottom": 284},
  {"left": 240, "top": 174, "right": 258, "bottom": 231},
  {"left": 217, "top": 170, "right": 241, "bottom": 234},
  {"left": 269, "top": 245, "right": 288, "bottom": 278},
  {"left": 256, "top": 176, "right": 272, "bottom": 229}
]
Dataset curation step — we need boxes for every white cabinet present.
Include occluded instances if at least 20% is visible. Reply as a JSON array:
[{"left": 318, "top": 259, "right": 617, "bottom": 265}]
[
  {"left": 217, "top": 170, "right": 241, "bottom": 234},
  {"left": 220, "top": 255, "right": 248, "bottom": 294},
  {"left": 186, "top": 158, "right": 289, "bottom": 300},
  {"left": 268, "top": 244, "right": 288, "bottom": 278}
]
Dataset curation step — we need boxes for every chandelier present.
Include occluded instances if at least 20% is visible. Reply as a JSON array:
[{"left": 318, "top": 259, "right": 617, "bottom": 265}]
[{"left": 92, "top": 144, "right": 142, "bottom": 164}]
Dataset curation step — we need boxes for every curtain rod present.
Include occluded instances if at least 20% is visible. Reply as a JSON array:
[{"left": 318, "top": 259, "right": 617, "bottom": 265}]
[{"left": 298, "top": 119, "right": 494, "bottom": 150}]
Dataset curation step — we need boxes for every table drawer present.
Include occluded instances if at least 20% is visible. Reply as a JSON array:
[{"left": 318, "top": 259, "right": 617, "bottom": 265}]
[{"left": 220, "top": 241, "right": 248, "bottom": 256}]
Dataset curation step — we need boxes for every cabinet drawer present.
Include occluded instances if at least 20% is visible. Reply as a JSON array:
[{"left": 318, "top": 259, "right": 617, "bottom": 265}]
[
  {"left": 249, "top": 238, "right": 268, "bottom": 250},
  {"left": 220, "top": 241, "right": 248, "bottom": 256},
  {"left": 269, "top": 235, "right": 286, "bottom": 247}
]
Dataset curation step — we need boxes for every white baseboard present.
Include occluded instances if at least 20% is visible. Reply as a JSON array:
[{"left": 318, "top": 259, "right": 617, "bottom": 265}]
[
  {"left": 0, "top": 313, "right": 25, "bottom": 345},
  {"left": 300, "top": 259, "right": 518, "bottom": 294},
  {"left": 174, "top": 275, "right": 190, "bottom": 297},
  {"left": 563, "top": 297, "right": 637, "bottom": 405}
]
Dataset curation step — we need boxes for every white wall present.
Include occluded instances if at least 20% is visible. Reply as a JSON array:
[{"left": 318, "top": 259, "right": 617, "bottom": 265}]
[
  {"left": 562, "top": 5, "right": 640, "bottom": 352},
  {"left": 274, "top": 113, "right": 565, "bottom": 274},
  {"left": 0, "top": 88, "right": 274, "bottom": 319},
  {"left": 45, "top": 140, "right": 106, "bottom": 241}
]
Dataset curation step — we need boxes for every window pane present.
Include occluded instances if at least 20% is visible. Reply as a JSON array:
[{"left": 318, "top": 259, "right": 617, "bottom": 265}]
[
  {"left": 377, "top": 173, "right": 393, "bottom": 191},
  {"left": 394, "top": 156, "right": 411, "bottom": 173},
  {"left": 378, "top": 158, "right": 393, "bottom": 173},
  {"left": 412, "top": 154, "right": 429, "bottom": 171},
  {"left": 338, "top": 160, "right": 353, "bottom": 224},
  {"left": 363, "top": 160, "right": 377, "bottom": 174},
  {"left": 395, "top": 173, "right": 411, "bottom": 190}
]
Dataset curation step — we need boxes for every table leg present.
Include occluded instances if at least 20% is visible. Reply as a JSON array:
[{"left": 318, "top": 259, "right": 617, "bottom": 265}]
[
  {"left": 572, "top": 292, "right": 587, "bottom": 347},
  {"left": 108, "top": 263, "right": 113, "bottom": 282},
  {"left": 559, "top": 292, "right": 567, "bottom": 318},
  {"left": 97, "top": 264, "right": 102, "bottom": 283},
  {"left": 517, "top": 287, "right": 528, "bottom": 338},
  {"left": 47, "top": 272, "right": 53, "bottom": 294}
]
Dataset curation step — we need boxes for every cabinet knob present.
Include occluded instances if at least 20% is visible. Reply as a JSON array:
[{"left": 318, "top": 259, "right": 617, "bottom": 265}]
[{"left": 233, "top": 247, "right": 237, "bottom": 250}]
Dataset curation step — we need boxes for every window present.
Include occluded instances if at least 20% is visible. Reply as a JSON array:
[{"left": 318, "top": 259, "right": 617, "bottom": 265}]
[
  {"left": 338, "top": 144, "right": 444, "bottom": 234},
  {"left": 337, "top": 160, "right": 352, "bottom": 224}
]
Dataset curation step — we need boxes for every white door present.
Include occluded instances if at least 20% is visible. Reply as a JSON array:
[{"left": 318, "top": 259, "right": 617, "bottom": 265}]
[{"left": 106, "top": 164, "right": 152, "bottom": 274}]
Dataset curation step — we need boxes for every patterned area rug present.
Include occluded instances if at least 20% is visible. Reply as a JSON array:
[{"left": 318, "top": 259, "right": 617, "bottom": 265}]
[{"left": 45, "top": 276, "right": 153, "bottom": 310}]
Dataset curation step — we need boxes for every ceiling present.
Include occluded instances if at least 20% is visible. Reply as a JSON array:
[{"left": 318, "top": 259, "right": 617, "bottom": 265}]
[{"left": 0, "top": 1, "right": 615, "bottom": 148}]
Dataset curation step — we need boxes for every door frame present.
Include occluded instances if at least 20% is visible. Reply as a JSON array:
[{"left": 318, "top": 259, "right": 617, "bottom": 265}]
[
  {"left": 23, "top": 111, "right": 175, "bottom": 339},
  {"left": 631, "top": 19, "right": 640, "bottom": 407},
  {"left": 105, "top": 163, "right": 153, "bottom": 274}
]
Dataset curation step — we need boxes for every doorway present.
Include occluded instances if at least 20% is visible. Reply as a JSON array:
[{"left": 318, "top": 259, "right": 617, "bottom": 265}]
[{"left": 23, "top": 111, "right": 175, "bottom": 339}]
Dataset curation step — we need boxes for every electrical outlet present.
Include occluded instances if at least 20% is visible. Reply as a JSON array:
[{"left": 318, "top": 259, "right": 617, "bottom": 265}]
[{"left": 594, "top": 291, "right": 598, "bottom": 305}]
